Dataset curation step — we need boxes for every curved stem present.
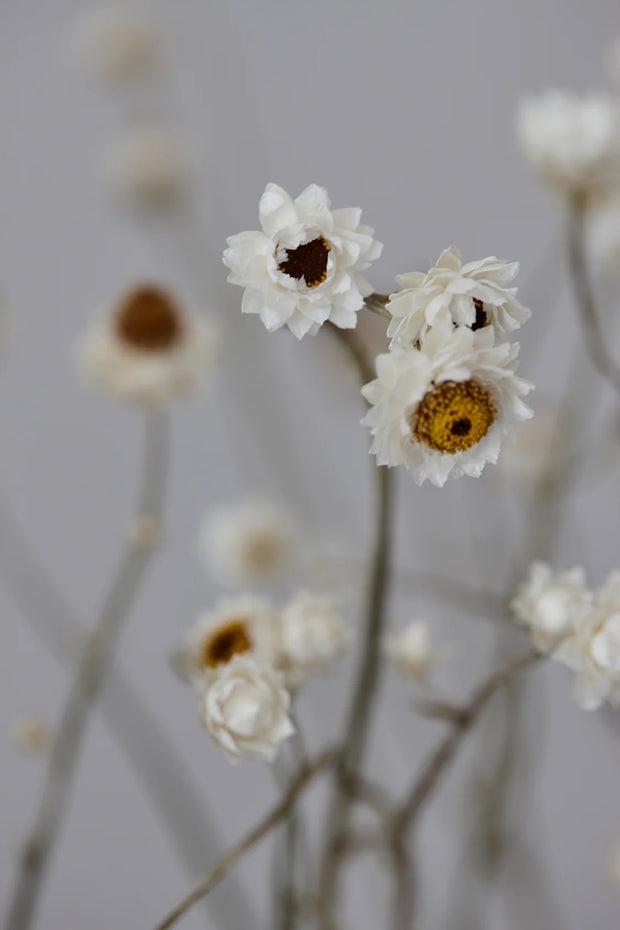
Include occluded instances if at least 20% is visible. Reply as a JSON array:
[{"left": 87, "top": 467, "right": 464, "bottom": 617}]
[{"left": 4, "top": 411, "right": 169, "bottom": 930}]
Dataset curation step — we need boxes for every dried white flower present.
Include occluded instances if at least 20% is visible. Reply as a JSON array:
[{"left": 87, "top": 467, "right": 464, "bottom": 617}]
[
  {"left": 11, "top": 716, "right": 49, "bottom": 755},
  {"left": 177, "top": 595, "right": 280, "bottom": 688},
  {"left": 387, "top": 247, "right": 530, "bottom": 348},
  {"left": 223, "top": 182, "right": 382, "bottom": 339},
  {"left": 70, "top": 6, "right": 163, "bottom": 88},
  {"left": 511, "top": 562, "right": 592, "bottom": 651},
  {"left": 557, "top": 571, "right": 620, "bottom": 710},
  {"left": 102, "top": 124, "right": 193, "bottom": 209},
  {"left": 383, "top": 621, "right": 435, "bottom": 681},
  {"left": 78, "top": 284, "right": 217, "bottom": 406},
  {"left": 361, "top": 319, "right": 533, "bottom": 487},
  {"left": 200, "top": 654, "right": 294, "bottom": 763},
  {"left": 199, "top": 501, "right": 294, "bottom": 587},
  {"left": 278, "top": 592, "right": 351, "bottom": 684},
  {"left": 500, "top": 399, "right": 560, "bottom": 484},
  {"left": 517, "top": 91, "right": 620, "bottom": 192}
]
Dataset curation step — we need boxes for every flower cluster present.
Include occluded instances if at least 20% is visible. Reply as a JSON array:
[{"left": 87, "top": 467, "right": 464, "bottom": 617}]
[
  {"left": 176, "top": 591, "right": 350, "bottom": 762},
  {"left": 225, "top": 186, "right": 534, "bottom": 487},
  {"left": 512, "top": 563, "right": 620, "bottom": 710}
]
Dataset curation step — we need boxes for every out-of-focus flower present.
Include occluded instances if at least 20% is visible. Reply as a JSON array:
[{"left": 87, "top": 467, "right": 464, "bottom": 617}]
[
  {"left": 177, "top": 595, "right": 280, "bottom": 687},
  {"left": 200, "top": 654, "right": 294, "bottom": 763},
  {"left": 383, "top": 621, "right": 436, "bottom": 681},
  {"left": 278, "top": 592, "right": 351, "bottom": 684},
  {"left": 387, "top": 247, "right": 530, "bottom": 348},
  {"left": 102, "top": 124, "right": 193, "bottom": 209},
  {"left": 199, "top": 501, "right": 294, "bottom": 587},
  {"left": 511, "top": 562, "right": 592, "bottom": 651},
  {"left": 517, "top": 91, "right": 619, "bottom": 193},
  {"left": 557, "top": 571, "right": 620, "bottom": 710},
  {"left": 500, "top": 399, "right": 561, "bottom": 484},
  {"left": 11, "top": 716, "right": 49, "bottom": 755},
  {"left": 223, "top": 182, "right": 382, "bottom": 339},
  {"left": 78, "top": 283, "right": 217, "bottom": 406},
  {"left": 70, "top": 6, "right": 163, "bottom": 89},
  {"left": 361, "top": 319, "right": 533, "bottom": 487}
]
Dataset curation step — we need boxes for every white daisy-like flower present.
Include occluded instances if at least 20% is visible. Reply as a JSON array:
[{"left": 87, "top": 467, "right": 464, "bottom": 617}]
[
  {"left": 200, "top": 654, "right": 294, "bottom": 763},
  {"left": 361, "top": 319, "right": 533, "bottom": 487},
  {"left": 176, "top": 595, "right": 280, "bottom": 688},
  {"left": 517, "top": 91, "right": 620, "bottom": 192},
  {"left": 278, "top": 592, "right": 351, "bottom": 684},
  {"left": 557, "top": 571, "right": 620, "bottom": 710},
  {"left": 387, "top": 247, "right": 531, "bottom": 348},
  {"left": 10, "top": 716, "right": 50, "bottom": 755},
  {"left": 223, "top": 182, "right": 382, "bottom": 339},
  {"left": 78, "top": 284, "right": 217, "bottom": 406},
  {"left": 511, "top": 562, "right": 592, "bottom": 652},
  {"left": 199, "top": 501, "right": 294, "bottom": 587},
  {"left": 70, "top": 6, "right": 163, "bottom": 88},
  {"left": 383, "top": 621, "right": 436, "bottom": 681},
  {"left": 102, "top": 124, "right": 193, "bottom": 209}
]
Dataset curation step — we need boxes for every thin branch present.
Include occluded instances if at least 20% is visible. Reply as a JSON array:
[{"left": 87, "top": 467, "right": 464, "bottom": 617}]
[
  {"left": 153, "top": 750, "right": 337, "bottom": 930},
  {"left": 364, "top": 293, "right": 392, "bottom": 320},
  {"left": 4, "top": 411, "right": 169, "bottom": 930},
  {"left": 567, "top": 193, "right": 620, "bottom": 396}
]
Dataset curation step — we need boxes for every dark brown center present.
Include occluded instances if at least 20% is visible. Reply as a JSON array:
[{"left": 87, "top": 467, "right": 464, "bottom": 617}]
[
  {"left": 278, "top": 236, "right": 330, "bottom": 288},
  {"left": 201, "top": 620, "right": 252, "bottom": 669},
  {"left": 115, "top": 286, "right": 183, "bottom": 352},
  {"left": 471, "top": 298, "right": 488, "bottom": 331}
]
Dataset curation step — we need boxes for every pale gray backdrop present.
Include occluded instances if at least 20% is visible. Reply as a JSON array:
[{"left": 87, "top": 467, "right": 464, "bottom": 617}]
[{"left": 2, "top": 1, "right": 620, "bottom": 929}]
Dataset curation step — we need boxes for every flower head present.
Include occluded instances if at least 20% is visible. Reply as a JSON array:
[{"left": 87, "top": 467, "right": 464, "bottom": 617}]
[
  {"left": 557, "top": 571, "right": 620, "bottom": 710},
  {"left": 200, "top": 654, "right": 294, "bottom": 763},
  {"left": 517, "top": 91, "right": 619, "bottom": 192},
  {"left": 278, "top": 592, "right": 351, "bottom": 684},
  {"left": 199, "top": 501, "right": 294, "bottom": 587},
  {"left": 511, "top": 562, "right": 592, "bottom": 651},
  {"left": 178, "top": 595, "right": 280, "bottom": 688},
  {"left": 78, "top": 284, "right": 217, "bottom": 406},
  {"left": 70, "top": 6, "right": 163, "bottom": 88},
  {"left": 223, "top": 182, "right": 382, "bottom": 339},
  {"left": 383, "top": 621, "right": 436, "bottom": 681},
  {"left": 361, "top": 319, "right": 533, "bottom": 487},
  {"left": 102, "top": 124, "right": 193, "bottom": 209},
  {"left": 387, "top": 247, "right": 530, "bottom": 348}
]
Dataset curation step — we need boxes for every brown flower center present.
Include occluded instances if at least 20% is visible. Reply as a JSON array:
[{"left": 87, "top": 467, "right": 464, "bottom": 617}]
[
  {"left": 278, "top": 236, "right": 330, "bottom": 288},
  {"left": 201, "top": 620, "right": 252, "bottom": 669},
  {"left": 410, "top": 379, "right": 496, "bottom": 454},
  {"left": 471, "top": 298, "right": 488, "bottom": 331},
  {"left": 115, "top": 286, "right": 183, "bottom": 352}
]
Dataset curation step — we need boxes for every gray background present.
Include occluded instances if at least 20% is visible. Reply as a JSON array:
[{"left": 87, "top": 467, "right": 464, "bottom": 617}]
[{"left": 2, "top": 1, "right": 620, "bottom": 928}]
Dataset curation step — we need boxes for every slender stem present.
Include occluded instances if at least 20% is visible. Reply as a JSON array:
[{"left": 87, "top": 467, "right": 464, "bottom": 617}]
[
  {"left": 568, "top": 193, "right": 620, "bottom": 396},
  {"left": 4, "top": 411, "right": 169, "bottom": 930},
  {"left": 153, "top": 750, "right": 337, "bottom": 930},
  {"left": 364, "top": 293, "right": 392, "bottom": 320}
]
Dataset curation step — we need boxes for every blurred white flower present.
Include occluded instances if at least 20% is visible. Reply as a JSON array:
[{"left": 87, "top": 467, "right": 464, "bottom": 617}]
[
  {"left": 517, "top": 91, "right": 619, "bottom": 192},
  {"left": 500, "top": 399, "right": 560, "bottom": 484},
  {"left": 387, "top": 247, "right": 530, "bottom": 348},
  {"left": 102, "top": 124, "right": 193, "bottom": 209},
  {"left": 70, "top": 6, "right": 163, "bottom": 88},
  {"left": 383, "top": 621, "right": 435, "bottom": 681},
  {"left": 557, "top": 571, "right": 620, "bottom": 710},
  {"left": 199, "top": 501, "right": 294, "bottom": 587},
  {"left": 361, "top": 319, "right": 533, "bottom": 487},
  {"left": 223, "top": 182, "right": 382, "bottom": 339},
  {"left": 279, "top": 592, "right": 351, "bottom": 684},
  {"left": 200, "top": 654, "right": 294, "bottom": 763},
  {"left": 177, "top": 595, "right": 280, "bottom": 687},
  {"left": 511, "top": 562, "right": 592, "bottom": 651},
  {"left": 11, "top": 716, "right": 49, "bottom": 755},
  {"left": 78, "top": 284, "right": 217, "bottom": 406}
]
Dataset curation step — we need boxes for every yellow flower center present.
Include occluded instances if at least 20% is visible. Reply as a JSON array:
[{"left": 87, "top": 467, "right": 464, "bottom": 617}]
[
  {"left": 115, "top": 285, "right": 183, "bottom": 352},
  {"left": 410, "top": 379, "right": 496, "bottom": 454},
  {"left": 201, "top": 619, "right": 252, "bottom": 669},
  {"left": 278, "top": 236, "right": 330, "bottom": 288}
]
